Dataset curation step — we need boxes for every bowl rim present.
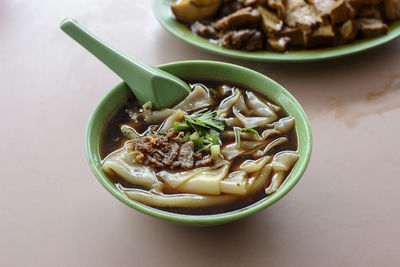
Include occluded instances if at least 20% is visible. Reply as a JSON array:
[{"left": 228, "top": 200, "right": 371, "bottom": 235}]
[{"left": 85, "top": 60, "right": 312, "bottom": 225}]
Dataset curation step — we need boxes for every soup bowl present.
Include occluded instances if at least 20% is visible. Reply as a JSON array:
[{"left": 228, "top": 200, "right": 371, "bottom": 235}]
[{"left": 85, "top": 60, "right": 312, "bottom": 226}]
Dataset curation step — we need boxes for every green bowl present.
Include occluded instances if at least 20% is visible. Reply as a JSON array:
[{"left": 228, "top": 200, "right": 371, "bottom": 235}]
[
  {"left": 153, "top": 0, "right": 400, "bottom": 62},
  {"left": 85, "top": 60, "right": 312, "bottom": 226}
]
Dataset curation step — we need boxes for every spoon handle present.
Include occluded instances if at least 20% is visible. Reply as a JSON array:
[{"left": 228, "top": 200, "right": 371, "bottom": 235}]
[{"left": 60, "top": 18, "right": 189, "bottom": 108}]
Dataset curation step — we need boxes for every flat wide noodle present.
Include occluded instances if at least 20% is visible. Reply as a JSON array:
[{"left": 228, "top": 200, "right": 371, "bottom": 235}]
[
  {"left": 216, "top": 88, "right": 241, "bottom": 117},
  {"left": 158, "top": 160, "right": 230, "bottom": 195},
  {"left": 268, "top": 116, "right": 295, "bottom": 133},
  {"left": 125, "top": 189, "right": 237, "bottom": 208},
  {"left": 102, "top": 144, "right": 161, "bottom": 189},
  {"left": 252, "top": 137, "right": 288, "bottom": 157},
  {"left": 142, "top": 108, "right": 174, "bottom": 124},
  {"left": 245, "top": 91, "right": 278, "bottom": 120},
  {"left": 177, "top": 163, "right": 230, "bottom": 195},
  {"left": 230, "top": 91, "right": 278, "bottom": 128},
  {"left": 157, "top": 160, "right": 228, "bottom": 188},
  {"left": 233, "top": 106, "right": 274, "bottom": 128},
  {"left": 234, "top": 94, "right": 250, "bottom": 114},
  {"left": 271, "top": 151, "right": 299, "bottom": 172},
  {"left": 220, "top": 171, "right": 250, "bottom": 196},
  {"left": 173, "top": 85, "right": 212, "bottom": 112},
  {"left": 221, "top": 130, "right": 262, "bottom": 141},
  {"left": 239, "top": 155, "right": 271, "bottom": 173},
  {"left": 247, "top": 164, "right": 273, "bottom": 195},
  {"left": 223, "top": 117, "right": 244, "bottom": 127},
  {"left": 159, "top": 109, "right": 185, "bottom": 132},
  {"left": 266, "top": 172, "right": 285, "bottom": 194},
  {"left": 221, "top": 140, "right": 266, "bottom": 160}
]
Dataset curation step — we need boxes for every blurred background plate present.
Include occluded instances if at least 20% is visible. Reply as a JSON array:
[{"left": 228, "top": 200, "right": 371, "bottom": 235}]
[{"left": 153, "top": 0, "right": 400, "bottom": 62}]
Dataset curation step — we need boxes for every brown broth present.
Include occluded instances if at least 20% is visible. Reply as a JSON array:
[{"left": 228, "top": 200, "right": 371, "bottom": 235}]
[{"left": 100, "top": 80, "right": 298, "bottom": 215}]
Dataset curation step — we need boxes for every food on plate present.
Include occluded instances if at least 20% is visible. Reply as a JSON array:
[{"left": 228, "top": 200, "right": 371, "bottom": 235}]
[
  {"left": 171, "top": 0, "right": 223, "bottom": 22},
  {"left": 100, "top": 81, "right": 299, "bottom": 215},
  {"left": 171, "top": 0, "right": 400, "bottom": 51}
]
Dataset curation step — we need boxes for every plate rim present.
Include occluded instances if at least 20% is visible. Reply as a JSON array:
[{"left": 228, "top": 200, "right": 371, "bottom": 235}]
[{"left": 153, "top": 0, "right": 400, "bottom": 62}]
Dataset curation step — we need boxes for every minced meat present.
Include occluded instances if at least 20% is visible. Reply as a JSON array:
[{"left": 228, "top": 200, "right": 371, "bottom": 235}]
[{"left": 130, "top": 132, "right": 210, "bottom": 170}]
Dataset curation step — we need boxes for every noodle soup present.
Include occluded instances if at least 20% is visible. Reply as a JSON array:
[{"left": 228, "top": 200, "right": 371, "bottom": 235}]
[{"left": 100, "top": 80, "right": 299, "bottom": 215}]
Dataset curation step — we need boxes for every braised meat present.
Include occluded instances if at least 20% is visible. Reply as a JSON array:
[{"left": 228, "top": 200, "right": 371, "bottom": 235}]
[
  {"left": 242, "top": 0, "right": 259, "bottom": 6},
  {"left": 219, "top": 29, "right": 265, "bottom": 50},
  {"left": 214, "top": 7, "right": 261, "bottom": 30},
  {"left": 191, "top": 21, "right": 217, "bottom": 38},
  {"left": 178, "top": 141, "right": 195, "bottom": 169},
  {"left": 384, "top": 0, "right": 400, "bottom": 20},
  {"left": 172, "top": 0, "right": 400, "bottom": 52},
  {"left": 350, "top": 0, "right": 383, "bottom": 7},
  {"left": 357, "top": 6, "right": 383, "bottom": 19},
  {"left": 218, "top": 0, "right": 244, "bottom": 17}
]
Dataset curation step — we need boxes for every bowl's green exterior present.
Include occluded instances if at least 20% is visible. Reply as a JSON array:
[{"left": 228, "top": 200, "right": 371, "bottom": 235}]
[
  {"left": 85, "top": 60, "right": 312, "bottom": 226},
  {"left": 153, "top": 0, "right": 400, "bottom": 62}
]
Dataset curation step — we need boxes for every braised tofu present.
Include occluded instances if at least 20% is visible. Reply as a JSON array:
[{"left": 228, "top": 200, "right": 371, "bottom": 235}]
[
  {"left": 280, "top": 26, "right": 307, "bottom": 44},
  {"left": 172, "top": 0, "right": 222, "bottom": 22},
  {"left": 268, "top": 36, "right": 291, "bottom": 50},
  {"left": 330, "top": 0, "right": 355, "bottom": 24},
  {"left": 356, "top": 18, "right": 388, "bottom": 37},
  {"left": 286, "top": 0, "right": 307, "bottom": 11},
  {"left": 309, "top": 0, "right": 355, "bottom": 24},
  {"left": 285, "top": 5, "right": 322, "bottom": 33},
  {"left": 308, "top": 23, "right": 336, "bottom": 46},
  {"left": 268, "top": 0, "right": 286, "bottom": 18},
  {"left": 258, "top": 5, "right": 283, "bottom": 35},
  {"left": 340, "top": 19, "right": 358, "bottom": 41},
  {"left": 308, "top": 0, "right": 336, "bottom": 16}
]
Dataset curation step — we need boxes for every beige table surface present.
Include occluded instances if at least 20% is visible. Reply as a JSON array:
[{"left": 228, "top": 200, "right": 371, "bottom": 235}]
[{"left": 1, "top": 0, "right": 400, "bottom": 266}]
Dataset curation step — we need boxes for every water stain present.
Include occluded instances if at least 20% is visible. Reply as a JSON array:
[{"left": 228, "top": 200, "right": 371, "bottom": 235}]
[
  {"left": 366, "top": 74, "right": 400, "bottom": 102},
  {"left": 325, "top": 74, "right": 400, "bottom": 129}
]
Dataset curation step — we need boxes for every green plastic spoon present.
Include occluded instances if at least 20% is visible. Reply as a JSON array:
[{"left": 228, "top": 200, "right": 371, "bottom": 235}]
[{"left": 60, "top": 18, "right": 190, "bottom": 109}]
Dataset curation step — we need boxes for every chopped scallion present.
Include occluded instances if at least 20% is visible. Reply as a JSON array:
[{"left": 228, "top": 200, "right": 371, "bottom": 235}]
[
  {"left": 192, "top": 136, "right": 204, "bottom": 149},
  {"left": 174, "top": 121, "right": 191, "bottom": 130},
  {"left": 236, "top": 127, "right": 260, "bottom": 148},
  {"left": 189, "top": 132, "right": 200, "bottom": 140}
]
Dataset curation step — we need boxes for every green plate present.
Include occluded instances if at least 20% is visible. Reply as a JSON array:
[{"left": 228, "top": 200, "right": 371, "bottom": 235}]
[{"left": 153, "top": 0, "right": 400, "bottom": 62}]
